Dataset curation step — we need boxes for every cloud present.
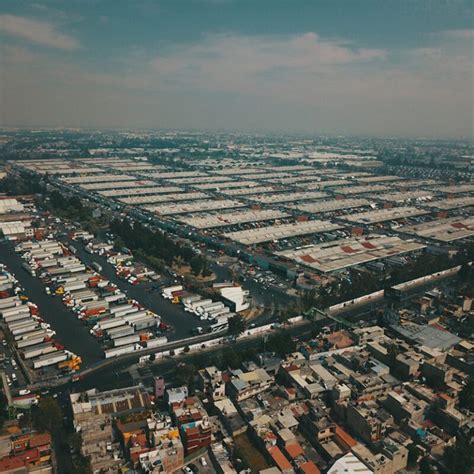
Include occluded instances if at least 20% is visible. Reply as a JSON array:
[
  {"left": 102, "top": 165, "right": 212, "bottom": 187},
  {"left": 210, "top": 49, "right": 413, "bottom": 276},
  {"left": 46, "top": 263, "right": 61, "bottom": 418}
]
[
  {"left": 437, "top": 29, "right": 474, "bottom": 40},
  {"left": 1, "top": 30, "right": 472, "bottom": 137},
  {"left": 0, "top": 14, "right": 79, "bottom": 50}
]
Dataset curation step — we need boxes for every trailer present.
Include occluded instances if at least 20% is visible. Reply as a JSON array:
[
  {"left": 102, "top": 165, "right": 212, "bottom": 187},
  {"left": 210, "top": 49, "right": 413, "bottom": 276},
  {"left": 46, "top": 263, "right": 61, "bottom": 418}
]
[
  {"left": 12, "top": 324, "right": 40, "bottom": 336},
  {"left": 133, "top": 318, "right": 158, "bottom": 331},
  {"left": 23, "top": 343, "right": 57, "bottom": 360},
  {"left": 15, "top": 329, "right": 52, "bottom": 342},
  {"left": 144, "top": 337, "right": 168, "bottom": 349},
  {"left": 104, "top": 344, "right": 136, "bottom": 358},
  {"left": 21, "top": 263, "right": 36, "bottom": 276},
  {"left": 123, "top": 311, "right": 152, "bottom": 324},
  {"left": 0, "top": 296, "right": 22, "bottom": 310},
  {"left": 113, "top": 334, "right": 140, "bottom": 347},
  {"left": 109, "top": 303, "right": 134, "bottom": 315},
  {"left": 107, "top": 325, "right": 135, "bottom": 339},
  {"left": 1, "top": 306, "right": 30, "bottom": 319},
  {"left": 93, "top": 317, "right": 126, "bottom": 331},
  {"left": 17, "top": 336, "right": 47, "bottom": 349},
  {"left": 33, "top": 351, "right": 68, "bottom": 369}
]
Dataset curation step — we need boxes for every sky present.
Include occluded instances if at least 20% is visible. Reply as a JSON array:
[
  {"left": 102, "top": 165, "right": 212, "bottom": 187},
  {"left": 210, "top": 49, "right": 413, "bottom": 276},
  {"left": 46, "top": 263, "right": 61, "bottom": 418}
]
[{"left": 0, "top": 0, "right": 473, "bottom": 138}]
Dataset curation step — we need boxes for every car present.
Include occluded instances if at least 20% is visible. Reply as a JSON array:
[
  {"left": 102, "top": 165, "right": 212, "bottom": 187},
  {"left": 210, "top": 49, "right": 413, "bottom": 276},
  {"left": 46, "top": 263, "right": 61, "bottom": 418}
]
[
  {"left": 182, "top": 467, "right": 193, "bottom": 474},
  {"left": 200, "top": 457, "right": 207, "bottom": 466}
]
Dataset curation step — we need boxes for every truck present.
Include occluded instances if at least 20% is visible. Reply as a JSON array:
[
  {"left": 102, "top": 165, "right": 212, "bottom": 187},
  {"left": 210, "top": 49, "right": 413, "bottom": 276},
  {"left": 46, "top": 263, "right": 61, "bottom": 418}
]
[
  {"left": 0, "top": 296, "right": 22, "bottom": 310},
  {"left": 91, "top": 262, "right": 103, "bottom": 272},
  {"left": 33, "top": 351, "right": 68, "bottom": 369},
  {"left": 22, "top": 263, "right": 36, "bottom": 276},
  {"left": 93, "top": 317, "right": 126, "bottom": 331},
  {"left": 162, "top": 285, "right": 183, "bottom": 299}
]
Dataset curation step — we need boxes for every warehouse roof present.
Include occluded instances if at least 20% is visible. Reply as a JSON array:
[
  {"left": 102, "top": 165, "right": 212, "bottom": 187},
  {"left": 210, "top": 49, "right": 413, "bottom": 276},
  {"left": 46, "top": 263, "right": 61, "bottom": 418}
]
[
  {"left": 288, "top": 198, "right": 371, "bottom": 214},
  {"left": 145, "top": 199, "right": 244, "bottom": 215},
  {"left": 340, "top": 206, "right": 428, "bottom": 224},
  {"left": 399, "top": 216, "right": 474, "bottom": 242},
  {"left": 223, "top": 219, "right": 342, "bottom": 245},
  {"left": 275, "top": 234, "right": 425, "bottom": 273},
  {"left": 177, "top": 208, "right": 288, "bottom": 229}
]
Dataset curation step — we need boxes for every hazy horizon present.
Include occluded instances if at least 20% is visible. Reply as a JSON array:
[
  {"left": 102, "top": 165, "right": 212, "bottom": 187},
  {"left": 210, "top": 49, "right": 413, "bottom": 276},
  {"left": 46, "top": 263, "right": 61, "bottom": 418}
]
[{"left": 1, "top": 1, "right": 473, "bottom": 138}]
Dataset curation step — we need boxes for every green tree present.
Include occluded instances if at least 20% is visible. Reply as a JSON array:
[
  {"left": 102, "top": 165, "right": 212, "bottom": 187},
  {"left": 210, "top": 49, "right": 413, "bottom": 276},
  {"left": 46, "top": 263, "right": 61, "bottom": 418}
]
[
  {"left": 442, "top": 437, "right": 474, "bottom": 474},
  {"left": 227, "top": 314, "right": 247, "bottom": 338},
  {"left": 459, "top": 378, "right": 474, "bottom": 411},
  {"left": 32, "top": 396, "right": 62, "bottom": 434}
]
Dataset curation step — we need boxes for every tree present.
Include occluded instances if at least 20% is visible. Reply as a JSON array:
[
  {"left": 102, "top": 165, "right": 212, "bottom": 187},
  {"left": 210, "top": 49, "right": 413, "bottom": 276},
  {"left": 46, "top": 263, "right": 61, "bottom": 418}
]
[
  {"left": 32, "top": 396, "right": 62, "bottom": 434},
  {"left": 407, "top": 443, "right": 421, "bottom": 467},
  {"left": 459, "top": 378, "right": 474, "bottom": 411},
  {"left": 227, "top": 314, "right": 247, "bottom": 338},
  {"left": 266, "top": 332, "right": 296, "bottom": 357},
  {"left": 442, "top": 437, "right": 474, "bottom": 474},
  {"left": 175, "top": 364, "right": 197, "bottom": 394}
]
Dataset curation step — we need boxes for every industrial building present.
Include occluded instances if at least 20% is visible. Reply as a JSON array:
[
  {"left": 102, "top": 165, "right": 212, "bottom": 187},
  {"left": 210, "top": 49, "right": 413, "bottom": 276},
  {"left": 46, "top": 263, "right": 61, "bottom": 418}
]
[
  {"left": 275, "top": 235, "right": 426, "bottom": 273},
  {"left": 399, "top": 217, "right": 474, "bottom": 242},
  {"left": 223, "top": 219, "right": 342, "bottom": 245},
  {"left": 340, "top": 207, "right": 429, "bottom": 225}
]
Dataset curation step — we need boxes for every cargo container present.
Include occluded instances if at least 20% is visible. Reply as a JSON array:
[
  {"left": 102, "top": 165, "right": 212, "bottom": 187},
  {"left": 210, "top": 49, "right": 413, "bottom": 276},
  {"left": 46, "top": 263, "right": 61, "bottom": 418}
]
[
  {"left": 17, "top": 336, "right": 47, "bottom": 348},
  {"left": 109, "top": 303, "right": 134, "bottom": 315},
  {"left": 94, "top": 317, "right": 126, "bottom": 331},
  {"left": 23, "top": 343, "right": 57, "bottom": 359},
  {"left": 144, "top": 336, "right": 168, "bottom": 349},
  {"left": 113, "top": 334, "right": 140, "bottom": 347},
  {"left": 123, "top": 311, "right": 151, "bottom": 324},
  {"left": 107, "top": 325, "right": 135, "bottom": 339},
  {"left": 203, "top": 302, "right": 225, "bottom": 313},
  {"left": 12, "top": 323, "right": 40, "bottom": 336},
  {"left": 4, "top": 314, "right": 33, "bottom": 325},
  {"left": 104, "top": 344, "right": 136, "bottom": 358},
  {"left": 15, "top": 328, "right": 52, "bottom": 341},
  {"left": 104, "top": 293, "right": 125, "bottom": 303},
  {"left": 133, "top": 318, "right": 158, "bottom": 331},
  {"left": 60, "top": 282, "right": 87, "bottom": 293},
  {"left": 114, "top": 306, "right": 141, "bottom": 317},
  {"left": 0, "top": 296, "right": 22, "bottom": 310},
  {"left": 33, "top": 351, "right": 68, "bottom": 369},
  {"left": 8, "top": 318, "right": 36, "bottom": 330},
  {"left": 1, "top": 305, "right": 30, "bottom": 319}
]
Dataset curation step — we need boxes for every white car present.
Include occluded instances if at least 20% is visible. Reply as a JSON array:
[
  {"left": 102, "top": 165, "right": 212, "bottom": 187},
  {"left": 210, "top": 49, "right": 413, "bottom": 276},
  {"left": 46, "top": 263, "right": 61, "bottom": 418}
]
[{"left": 200, "top": 457, "right": 207, "bottom": 466}]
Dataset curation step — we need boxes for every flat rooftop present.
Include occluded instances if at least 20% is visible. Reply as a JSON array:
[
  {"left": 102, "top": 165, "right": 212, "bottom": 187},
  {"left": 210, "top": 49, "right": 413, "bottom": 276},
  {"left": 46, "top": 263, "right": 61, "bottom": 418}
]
[
  {"left": 178, "top": 208, "right": 288, "bottom": 229},
  {"left": 356, "top": 175, "right": 402, "bottom": 183},
  {"left": 375, "top": 190, "right": 435, "bottom": 202},
  {"left": 330, "top": 184, "right": 390, "bottom": 195},
  {"left": 275, "top": 234, "right": 426, "bottom": 273},
  {"left": 61, "top": 174, "right": 138, "bottom": 184},
  {"left": 250, "top": 191, "right": 327, "bottom": 204},
  {"left": 423, "top": 196, "right": 474, "bottom": 210},
  {"left": 80, "top": 180, "right": 156, "bottom": 190},
  {"left": 223, "top": 219, "right": 342, "bottom": 245},
  {"left": 399, "top": 216, "right": 474, "bottom": 242},
  {"left": 97, "top": 186, "right": 182, "bottom": 197},
  {"left": 118, "top": 192, "right": 208, "bottom": 205},
  {"left": 436, "top": 184, "right": 474, "bottom": 194},
  {"left": 144, "top": 199, "right": 245, "bottom": 215},
  {"left": 288, "top": 198, "right": 371, "bottom": 214},
  {"left": 340, "top": 206, "right": 429, "bottom": 224},
  {"left": 193, "top": 180, "right": 260, "bottom": 190},
  {"left": 220, "top": 186, "right": 278, "bottom": 196}
]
